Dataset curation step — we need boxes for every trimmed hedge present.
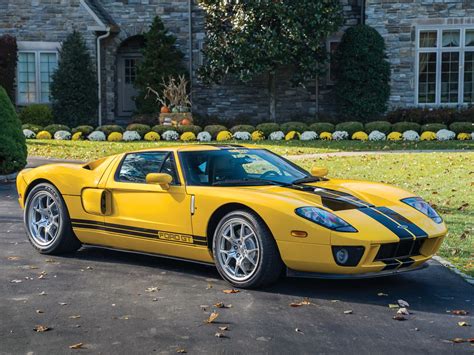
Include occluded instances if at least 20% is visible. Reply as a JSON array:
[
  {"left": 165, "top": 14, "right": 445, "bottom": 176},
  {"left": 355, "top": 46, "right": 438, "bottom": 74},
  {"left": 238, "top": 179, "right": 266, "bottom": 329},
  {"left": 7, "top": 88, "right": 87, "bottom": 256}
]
[
  {"left": 392, "top": 121, "right": 421, "bottom": 133},
  {"left": 152, "top": 125, "right": 178, "bottom": 135},
  {"left": 204, "top": 125, "right": 227, "bottom": 139},
  {"left": 72, "top": 125, "right": 95, "bottom": 135},
  {"left": 22, "top": 123, "right": 43, "bottom": 134},
  {"left": 364, "top": 121, "right": 392, "bottom": 135},
  {"left": 256, "top": 123, "right": 280, "bottom": 137},
  {"left": 335, "top": 121, "right": 364, "bottom": 136},
  {"left": 18, "top": 104, "right": 54, "bottom": 126},
  {"left": 96, "top": 125, "right": 124, "bottom": 136},
  {"left": 230, "top": 125, "right": 256, "bottom": 134},
  {"left": 309, "top": 122, "right": 335, "bottom": 134},
  {"left": 449, "top": 121, "right": 474, "bottom": 134},
  {"left": 177, "top": 125, "right": 203, "bottom": 135},
  {"left": 43, "top": 124, "right": 71, "bottom": 135},
  {"left": 421, "top": 123, "right": 447, "bottom": 133},
  {"left": 280, "top": 121, "right": 308, "bottom": 134}
]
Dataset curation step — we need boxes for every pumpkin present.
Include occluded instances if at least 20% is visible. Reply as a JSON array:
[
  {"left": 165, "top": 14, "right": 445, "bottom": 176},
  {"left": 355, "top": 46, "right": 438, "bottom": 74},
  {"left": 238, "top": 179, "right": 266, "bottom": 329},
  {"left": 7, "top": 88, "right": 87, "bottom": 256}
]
[
  {"left": 180, "top": 118, "right": 191, "bottom": 126},
  {"left": 160, "top": 106, "right": 170, "bottom": 113}
]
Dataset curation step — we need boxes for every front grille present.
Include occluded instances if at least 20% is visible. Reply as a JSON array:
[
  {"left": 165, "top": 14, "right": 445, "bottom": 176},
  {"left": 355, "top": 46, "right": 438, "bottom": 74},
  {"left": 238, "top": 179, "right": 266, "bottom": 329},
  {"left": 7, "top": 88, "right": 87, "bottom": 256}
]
[{"left": 375, "top": 238, "right": 425, "bottom": 261}]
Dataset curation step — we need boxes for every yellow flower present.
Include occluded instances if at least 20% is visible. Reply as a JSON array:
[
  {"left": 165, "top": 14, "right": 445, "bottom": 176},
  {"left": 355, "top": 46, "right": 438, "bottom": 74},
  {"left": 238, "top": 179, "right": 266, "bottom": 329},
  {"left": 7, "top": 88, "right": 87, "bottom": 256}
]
[
  {"left": 108, "top": 132, "right": 123, "bottom": 142},
  {"left": 180, "top": 132, "right": 196, "bottom": 141},
  {"left": 457, "top": 132, "right": 471, "bottom": 140},
  {"left": 36, "top": 130, "right": 52, "bottom": 140},
  {"left": 72, "top": 132, "right": 83, "bottom": 141},
  {"left": 285, "top": 131, "right": 300, "bottom": 141},
  {"left": 216, "top": 131, "right": 233, "bottom": 141},
  {"left": 319, "top": 132, "right": 332, "bottom": 140},
  {"left": 420, "top": 131, "right": 436, "bottom": 141},
  {"left": 387, "top": 132, "right": 402, "bottom": 141},
  {"left": 144, "top": 131, "right": 161, "bottom": 141},
  {"left": 352, "top": 131, "right": 368, "bottom": 141},
  {"left": 251, "top": 130, "right": 265, "bottom": 141}
]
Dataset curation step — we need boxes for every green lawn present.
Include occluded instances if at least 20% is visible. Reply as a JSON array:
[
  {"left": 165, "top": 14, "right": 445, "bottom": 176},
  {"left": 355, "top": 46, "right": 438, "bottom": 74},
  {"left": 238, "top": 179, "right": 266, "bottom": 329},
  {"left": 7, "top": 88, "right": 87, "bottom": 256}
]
[
  {"left": 26, "top": 140, "right": 473, "bottom": 276},
  {"left": 27, "top": 139, "right": 473, "bottom": 161}
]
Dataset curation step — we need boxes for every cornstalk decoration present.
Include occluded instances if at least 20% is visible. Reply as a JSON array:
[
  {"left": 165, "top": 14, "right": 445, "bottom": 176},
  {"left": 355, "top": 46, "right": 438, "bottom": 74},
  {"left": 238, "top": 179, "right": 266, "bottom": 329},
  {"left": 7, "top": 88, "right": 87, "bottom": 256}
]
[{"left": 146, "top": 75, "right": 191, "bottom": 112}]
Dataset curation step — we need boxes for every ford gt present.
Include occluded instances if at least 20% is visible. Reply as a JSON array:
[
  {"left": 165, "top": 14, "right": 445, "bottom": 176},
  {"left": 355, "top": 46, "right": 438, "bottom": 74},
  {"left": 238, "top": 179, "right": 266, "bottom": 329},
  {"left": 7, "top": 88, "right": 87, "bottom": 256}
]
[{"left": 16, "top": 145, "right": 447, "bottom": 288}]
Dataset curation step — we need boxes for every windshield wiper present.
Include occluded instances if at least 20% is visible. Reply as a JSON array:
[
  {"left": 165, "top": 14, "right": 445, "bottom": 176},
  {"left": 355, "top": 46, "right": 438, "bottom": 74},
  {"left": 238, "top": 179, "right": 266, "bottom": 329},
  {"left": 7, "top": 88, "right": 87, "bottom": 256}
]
[
  {"left": 212, "top": 178, "right": 290, "bottom": 186},
  {"left": 291, "top": 176, "right": 321, "bottom": 184}
]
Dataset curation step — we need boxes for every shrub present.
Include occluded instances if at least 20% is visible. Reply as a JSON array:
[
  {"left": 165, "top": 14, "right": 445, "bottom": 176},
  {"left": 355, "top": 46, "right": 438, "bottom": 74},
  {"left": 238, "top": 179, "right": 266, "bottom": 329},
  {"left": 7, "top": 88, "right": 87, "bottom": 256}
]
[
  {"left": 23, "top": 129, "right": 36, "bottom": 139},
  {"left": 368, "top": 130, "right": 386, "bottom": 141},
  {"left": 230, "top": 125, "right": 256, "bottom": 134},
  {"left": 334, "top": 25, "right": 390, "bottom": 119},
  {"left": 300, "top": 131, "right": 318, "bottom": 141},
  {"left": 126, "top": 124, "right": 151, "bottom": 138},
  {"left": 18, "top": 104, "right": 54, "bottom": 126},
  {"left": 162, "top": 130, "right": 179, "bottom": 141},
  {"left": 269, "top": 131, "right": 285, "bottom": 140},
  {"left": 320, "top": 132, "right": 332, "bottom": 140},
  {"left": 216, "top": 131, "right": 232, "bottom": 141},
  {"left": 420, "top": 131, "right": 436, "bottom": 141},
  {"left": 123, "top": 131, "right": 141, "bottom": 141},
  {"left": 335, "top": 122, "right": 364, "bottom": 136},
  {"left": 72, "top": 125, "right": 94, "bottom": 136},
  {"left": 421, "top": 123, "right": 447, "bottom": 133},
  {"left": 385, "top": 108, "right": 425, "bottom": 124},
  {"left": 364, "top": 121, "right": 392, "bottom": 135},
  {"left": 436, "top": 129, "right": 455, "bottom": 141},
  {"left": 108, "top": 132, "right": 123, "bottom": 142},
  {"left": 54, "top": 130, "right": 71, "bottom": 140},
  {"left": 280, "top": 121, "right": 308, "bottom": 134},
  {"left": 457, "top": 133, "right": 471, "bottom": 140},
  {"left": 285, "top": 131, "right": 300, "bottom": 141},
  {"left": 402, "top": 130, "right": 419, "bottom": 141},
  {"left": 144, "top": 132, "right": 160, "bottom": 141},
  {"left": 449, "top": 122, "right": 473, "bottom": 134},
  {"left": 332, "top": 131, "right": 349, "bottom": 140},
  {"left": 453, "top": 107, "right": 474, "bottom": 122},
  {"left": 309, "top": 122, "right": 335, "bottom": 134},
  {"left": 96, "top": 125, "right": 124, "bottom": 136},
  {"left": 0, "top": 35, "right": 17, "bottom": 102},
  {"left": 352, "top": 131, "right": 368, "bottom": 141},
  {"left": 251, "top": 131, "right": 265, "bottom": 141},
  {"left": 422, "top": 108, "right": 456, "bottom": 124},
  {"left": 37, "top": 130, "right": 52, "bottom": 140},
  {"left": 197, "top": 131, "right": 212, "bottom": 142},
  {"left": 256, "top": 123, "right": 280, "bottom": 137},
  {"left": 233, "top": 131, "right": 251, "bottom": 140},
  {"left": 205, "top": 125, "right": 227, "bottom": 139},
  {"left": 152, "top": 125, "right": 177, "bottom": 135},
  {"left": 72, "top": 132, "right": 83, "bottom": 141},
  {"left": 387, "top": 132, "right": 402, "bottom": 141},
  {"left": 392, "top": 122, "right": 421, "bottom": 134},
  {"left": 181, "top": 132, "right": 196, "bottom": 141},
  {"left": 50, "top": 31, "right": 98, "bottom": 126},
  {"left": 21, "top": 124, "right": 43, "bottom": 134},
  {"left": 43, "top": 124, "right": 71, "bottom": 135},
  {"left": 88, "top": 131, "right": 106, "bottom": 141},
  {"left": 177, "top": 125, "right": 202, "bottom": 135}
]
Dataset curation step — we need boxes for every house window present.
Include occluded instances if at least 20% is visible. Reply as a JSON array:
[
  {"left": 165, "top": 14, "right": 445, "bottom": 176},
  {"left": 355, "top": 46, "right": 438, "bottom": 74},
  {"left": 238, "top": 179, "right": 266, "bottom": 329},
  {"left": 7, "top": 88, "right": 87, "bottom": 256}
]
[
  {"left": 328, "top": 41, "right": 340, "bottom": 84},
  {"left": 416, "top": 27, "right": 474, "bottom": 105},
  {"left": 17, "top": 42, "right": 59, "bottom": 105}
]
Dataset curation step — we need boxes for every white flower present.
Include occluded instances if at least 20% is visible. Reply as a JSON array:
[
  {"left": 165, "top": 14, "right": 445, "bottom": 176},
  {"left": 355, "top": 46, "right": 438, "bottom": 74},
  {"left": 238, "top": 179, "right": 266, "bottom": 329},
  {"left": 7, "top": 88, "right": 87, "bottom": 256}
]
[
  {"left": 300, "top": 131, "right": 318, "bottom": 141},
  {"left": 436, "top": 129, "right": 455, "bottom": 141},
  {"left": 233, "top": 131, "right": 251, "bottom": 140},
  {"left": 162, "top": 130, "right": 179, "bottom": 141},
  {"left": 368, "top": 130, "right": 386, "bottom": 141},
  {"left": 54, "top": 130, "right": 71, "bottom": 140},
  {"left": 88, "top": 131, "right": 106, "bottom": 141},
  {"left": 123, "top": 130, "right": 141, "bottom": 141},
  {"left": 197, "top": 131, "right": 212, "bottom": 142},
  {"left": 472, "top": 132, "right": 474, "bottom": 140},
  {"left": 332, "top": 131, "right": 349, "bottom": 141},
  {"left": 23, "top": 129, "right": 36, "bottom": 139},
  {"left": 402, "top": 130, "right": 420, "bottom": 141},
  {"left": 269, "top": 131, "right": 285, "bottom": 141}
]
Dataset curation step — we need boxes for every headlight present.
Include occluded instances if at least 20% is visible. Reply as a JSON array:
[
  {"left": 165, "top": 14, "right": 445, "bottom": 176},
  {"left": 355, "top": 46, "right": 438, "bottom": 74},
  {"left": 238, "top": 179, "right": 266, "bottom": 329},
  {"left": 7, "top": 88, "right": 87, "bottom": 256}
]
[
  {"left": 401, "top": 197, "right": 442, "bottom": 224},
  {"left": 295, "top": 207, "right": 357, "bottom": 232}
]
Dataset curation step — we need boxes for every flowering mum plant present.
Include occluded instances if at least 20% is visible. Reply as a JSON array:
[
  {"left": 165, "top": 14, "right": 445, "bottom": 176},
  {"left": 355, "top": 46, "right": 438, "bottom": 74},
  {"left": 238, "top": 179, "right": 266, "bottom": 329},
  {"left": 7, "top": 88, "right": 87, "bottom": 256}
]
[
  {"left": 436, "top": 129, "right": 455, "bottom": 141},
  {"left": 285, "top": 131, "right": 300, "bottom": 141},
  {"left": 233, "top": 131, "right": 251, "bottom": 140},
  {"left": 269, "top": 131, "right": 285, "bottom": 141},
  {"left": 402, "top": 130, "right": 419, "bottom": 141},
  {"left": 72, "top": 132, "right": 83, "bottom": 141},
  {"left": 144, "top": 132, "right": 160, "bottom": 141},
  {"left": 320, "top": 132, "right": 332, "bottom": 140},
  {"left": 162, "top": 130, "right": 180, "bottom": 141},
  {"left": 108, "top": 132, "right": 123, "bottom": 142},
  {"left": 197, "top": 131, "right": 212, "bottom": 142},
  {"left": 368, "top": 130, "right": 386, "bottom": 141},
  {"left": 387, "top": 132, "right": 402, "bottom": 141},
  {"left": 352, "top": 131, "right": 368, "bottom": 141},
  {"left": 420, "top": 131, "right": 436, "bottom": 141},
  {"left": 332, "top": 131, "right": 349, "bottom": 141},
  {"left": 300, "top": 131, "right": 318, "bottom": 141},
  {"left": 88, "top": 131, "right": 106, "bottom": 141},
  {"left": 123, "top": 131, "right": 141, "bottom": 141},
  {"left": 217, "top": 131, "right": 233, "bottom": 141},
  {"left": 457, "top": 132, "right": 471, "bottom": 140},
  {"left": 181, "top": 132, "right": 196, "bottom": 141},
  {"left": 23, "top": 129, "right": 36, "bottom": 139},
  {"left": 54, "top": 130, "right": 71, "bottom": 140}
]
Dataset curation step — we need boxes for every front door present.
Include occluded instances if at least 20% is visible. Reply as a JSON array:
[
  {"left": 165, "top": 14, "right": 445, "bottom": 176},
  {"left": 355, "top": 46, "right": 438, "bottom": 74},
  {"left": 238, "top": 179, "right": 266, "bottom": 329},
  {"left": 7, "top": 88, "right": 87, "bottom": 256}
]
[{"left": 117, "top": 55, "right": 140, "bottom": 116}]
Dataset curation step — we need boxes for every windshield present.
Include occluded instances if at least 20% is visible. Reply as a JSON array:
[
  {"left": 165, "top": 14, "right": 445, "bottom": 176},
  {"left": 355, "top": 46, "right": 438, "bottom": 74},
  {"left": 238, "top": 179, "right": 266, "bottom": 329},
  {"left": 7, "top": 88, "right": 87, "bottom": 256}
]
[{"left": 179, "top": 148, "right": 310, "bottom": 186}]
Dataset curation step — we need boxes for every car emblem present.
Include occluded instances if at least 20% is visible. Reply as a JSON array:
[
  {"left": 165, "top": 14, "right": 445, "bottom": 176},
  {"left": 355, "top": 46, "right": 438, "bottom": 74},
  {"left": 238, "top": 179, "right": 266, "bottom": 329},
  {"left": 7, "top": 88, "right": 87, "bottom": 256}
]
[{"left": 397, "top": 225, "right": 409, "bottom": 229}]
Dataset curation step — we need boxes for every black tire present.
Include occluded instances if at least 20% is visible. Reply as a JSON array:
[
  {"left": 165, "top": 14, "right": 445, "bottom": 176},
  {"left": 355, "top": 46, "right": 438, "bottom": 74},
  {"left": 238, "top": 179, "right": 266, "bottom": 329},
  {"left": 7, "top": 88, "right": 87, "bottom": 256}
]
[
  {"left": 24, "top": 183, "right": 81, "bottom": 254},
  {"left": 212, "top": 209, "right": 283, "bottom": 288}
]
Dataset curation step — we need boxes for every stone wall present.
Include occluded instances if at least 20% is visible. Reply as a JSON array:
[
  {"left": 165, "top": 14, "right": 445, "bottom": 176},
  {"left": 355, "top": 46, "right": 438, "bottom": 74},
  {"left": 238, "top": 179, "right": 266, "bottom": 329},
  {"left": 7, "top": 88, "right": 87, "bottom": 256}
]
[{"left": 365, "top": 0, "right": 474, "bottom": 109}]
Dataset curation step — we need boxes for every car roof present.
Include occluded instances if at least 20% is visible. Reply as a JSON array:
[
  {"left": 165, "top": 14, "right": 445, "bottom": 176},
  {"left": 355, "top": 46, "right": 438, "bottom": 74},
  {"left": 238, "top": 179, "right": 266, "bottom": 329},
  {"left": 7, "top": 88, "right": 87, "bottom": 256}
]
[{"left": 128, "top": 144, "right": 261, "bottom": 154}]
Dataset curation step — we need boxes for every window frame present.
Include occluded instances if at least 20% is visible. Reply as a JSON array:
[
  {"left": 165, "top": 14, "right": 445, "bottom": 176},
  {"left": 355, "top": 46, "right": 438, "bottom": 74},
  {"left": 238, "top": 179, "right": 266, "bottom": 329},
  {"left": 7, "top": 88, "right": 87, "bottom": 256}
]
[
  {"left": 16, "top": 42, "right": 59, "bottom": 106},
  {"left": 326, "top": 39, "right": 341, "bottom": 85},
  {"left": 415, "top": 26, "right": 474, "bottom": 106},
  {"left": 114, "top": 151, "right": 181, "bottom": 186}
]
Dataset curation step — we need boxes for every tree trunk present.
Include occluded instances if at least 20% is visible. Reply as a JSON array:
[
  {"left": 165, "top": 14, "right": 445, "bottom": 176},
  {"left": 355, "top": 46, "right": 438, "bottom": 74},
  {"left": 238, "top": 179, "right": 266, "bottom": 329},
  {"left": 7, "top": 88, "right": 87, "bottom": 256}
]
[{"left": 268, "top": 72, "right": 276, "bottom": 122}]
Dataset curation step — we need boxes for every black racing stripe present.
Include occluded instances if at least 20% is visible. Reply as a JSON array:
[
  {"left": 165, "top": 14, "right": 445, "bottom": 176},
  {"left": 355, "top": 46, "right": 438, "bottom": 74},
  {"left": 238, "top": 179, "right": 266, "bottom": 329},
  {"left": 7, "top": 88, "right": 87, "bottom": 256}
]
[
  {"left": 72, "top": 219, "right": 157, "bottom": 235},
  {"left": 359, "top": 208, "right": 414, "bottom": 240},
  {"left": 375, "top": 207, "right": 428, "bottom": 238},
  {"left": 382, "top": 260, "right": 401, "bottom": 270}
]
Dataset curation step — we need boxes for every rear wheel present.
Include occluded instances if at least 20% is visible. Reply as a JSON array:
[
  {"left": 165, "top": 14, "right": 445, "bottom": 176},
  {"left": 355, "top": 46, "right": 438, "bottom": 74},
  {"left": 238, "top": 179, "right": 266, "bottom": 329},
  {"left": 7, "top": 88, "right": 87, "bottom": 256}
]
[
  {"left": 212, "top": 210, "right": 283, "bottom": 288},
  {"left": 24, "top": 183, "right": 81, "bottom": 254}
]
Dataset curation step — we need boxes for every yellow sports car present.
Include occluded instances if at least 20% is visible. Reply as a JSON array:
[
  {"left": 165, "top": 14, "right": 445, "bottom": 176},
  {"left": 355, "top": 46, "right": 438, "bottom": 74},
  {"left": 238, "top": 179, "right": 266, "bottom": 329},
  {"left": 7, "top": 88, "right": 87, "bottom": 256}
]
[{"left": 16, "top": 145, "right": 447, "bottom": 288}]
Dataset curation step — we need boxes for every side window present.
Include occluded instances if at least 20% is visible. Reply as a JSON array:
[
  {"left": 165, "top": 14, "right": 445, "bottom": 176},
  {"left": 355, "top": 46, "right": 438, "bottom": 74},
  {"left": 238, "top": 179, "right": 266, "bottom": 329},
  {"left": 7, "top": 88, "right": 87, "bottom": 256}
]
[{"left": 117, "top": 152, "right": 169, "bottom": 183}]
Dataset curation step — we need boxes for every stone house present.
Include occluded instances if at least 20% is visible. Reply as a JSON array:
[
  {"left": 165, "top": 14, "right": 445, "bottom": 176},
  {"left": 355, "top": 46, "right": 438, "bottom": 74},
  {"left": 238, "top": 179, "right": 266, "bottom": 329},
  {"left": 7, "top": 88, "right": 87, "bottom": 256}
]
[{"left": 1, "top": 0, "right": 473, "bottom": 124}]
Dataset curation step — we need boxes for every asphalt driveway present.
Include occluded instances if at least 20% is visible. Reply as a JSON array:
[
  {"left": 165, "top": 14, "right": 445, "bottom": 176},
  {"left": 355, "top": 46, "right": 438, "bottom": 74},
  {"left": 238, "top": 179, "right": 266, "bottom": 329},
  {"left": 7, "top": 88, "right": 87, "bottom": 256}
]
[{"left": 0, "top": 176, "right": 473, "bottom": 354}]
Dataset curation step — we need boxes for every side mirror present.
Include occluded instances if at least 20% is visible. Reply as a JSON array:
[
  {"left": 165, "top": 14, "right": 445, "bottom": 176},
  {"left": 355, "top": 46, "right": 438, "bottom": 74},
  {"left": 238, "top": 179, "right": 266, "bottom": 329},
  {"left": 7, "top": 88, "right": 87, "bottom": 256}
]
[
  {"left": 146, "top": 173, "right": 173, "bottom": 190},
  {"left": 311, "top": 166, "right": 328, "bottom": 177}
]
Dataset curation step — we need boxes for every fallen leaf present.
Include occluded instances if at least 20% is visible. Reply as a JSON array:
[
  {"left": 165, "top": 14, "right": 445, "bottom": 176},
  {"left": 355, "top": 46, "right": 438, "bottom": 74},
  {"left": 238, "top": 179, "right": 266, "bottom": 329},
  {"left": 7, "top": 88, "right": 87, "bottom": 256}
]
[
  {"left": 451, "top": 310, "right": 469, "bottom": 315},
  {"left": 397, "top": 307, "right": 410, "bottom": 315},
  {"left": 69, "top": 343, "right": 84, "bottom": 349},
  {"left": 36, "top": 310, "right": 44, "bottom": 314},
  {"left": 458, "top": 321, "right": 470, "bottom": 327},
  {"left": 457, "top": 203, "right": 469, "bottom": 211},
  {"left": 205, "top": 312, "right": 219, "bottom": 324},
  {"left": 344, "top": 310, "right": 353, "bottom": 315},
  {"left": 214, "top": 302, "right": 231, "bottom": 309},
  {"left": 223, "top": 289, "right": 240, "bottom": 294},
  {"left": 59, "top": 302, "right": 68, "bottom": 306},
  {"left": 218, "top": 326, "right": 229, "bottom": 331},
  {"left": 69, "top": 315, "right": 81, "bottom": 319},
  {"left": 452, "top": 338, "right": 466, "bottom": 343},
  {"left": 398, "top": 299, "right": 410, "bottom": 308},
  {"left": 119, "top": 315, "right": 130, "bottom": 320},
  {"left": 388, "top": 304, "right": 400, "bottom": 309},
  {"left": 146, "top": 287, "right": 159, "bottom": 292},
  {"left": 33, "top": 325, "right": 50, "bottom": 332},
  {"left": 176, "top": 349, "right": 187, "bottom": 353},
  {"left": 290, "top": 298, "right": 312, "bottom": 307},
  {"left": 7, "top": 256, "right": 20, "bottom": 260},
  {"left": 392, "top": 315, "right": 406, "bottom": 321},
  {"left": 215, "top": 332, "right": 226, "bottom": 338},
  {"left": 10, "top": 279, "right": 22, "bottom": 283},
  {"left": 206, "top": 283, "right": 213, "bottom": 290},
  {"left": 38, "top": 291, "right": 47, "bottom": 296},
  {"left": 377, "top": 292, "right": 388, "bottom": 297}
]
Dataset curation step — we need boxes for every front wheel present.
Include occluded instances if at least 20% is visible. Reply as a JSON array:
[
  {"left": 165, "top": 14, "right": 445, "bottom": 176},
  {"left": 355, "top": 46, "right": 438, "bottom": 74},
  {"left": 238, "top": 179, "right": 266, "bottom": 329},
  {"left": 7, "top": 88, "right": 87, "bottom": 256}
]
[{"left": 212, "top": 210, "right": 283, "bottom": 288}]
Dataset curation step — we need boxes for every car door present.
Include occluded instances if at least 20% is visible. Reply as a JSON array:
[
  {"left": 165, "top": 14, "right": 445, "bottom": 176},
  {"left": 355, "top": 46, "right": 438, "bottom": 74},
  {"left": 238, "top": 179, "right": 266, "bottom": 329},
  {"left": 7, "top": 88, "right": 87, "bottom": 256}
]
[{"left": 103, "top": 151, "right": 204, "bottom": 258}]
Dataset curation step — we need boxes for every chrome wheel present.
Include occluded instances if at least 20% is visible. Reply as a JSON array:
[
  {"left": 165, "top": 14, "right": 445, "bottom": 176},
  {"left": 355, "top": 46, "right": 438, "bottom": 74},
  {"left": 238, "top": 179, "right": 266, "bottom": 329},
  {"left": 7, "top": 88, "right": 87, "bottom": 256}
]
[
  {"left": 216, "top": 218, "right": 260, "bottom": 282},
  {"left": 27, "top": 191, "right": 61, "bottom": 247}
]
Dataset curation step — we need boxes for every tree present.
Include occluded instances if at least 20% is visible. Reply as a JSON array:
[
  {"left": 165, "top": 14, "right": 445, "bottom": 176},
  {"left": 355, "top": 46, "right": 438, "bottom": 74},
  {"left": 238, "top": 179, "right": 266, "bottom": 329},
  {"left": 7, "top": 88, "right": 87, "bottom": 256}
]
[
  {"left": 334, "top": 25, "right": 390, "bottom": 120},
  {"left": 198, "top": 0, "right": 343, "bottom": 121},
  {"left": 50, "top": 31, "right": 98, "bottom": 127},
  {"left": 0, "top": 85, "right": 27, "bottom": 174},
  {"left": 134, "top": 16, "right": 187, "bottom": 114},
  {"left": 0, "top": 35, "right": 18, "bottom": 102}
]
